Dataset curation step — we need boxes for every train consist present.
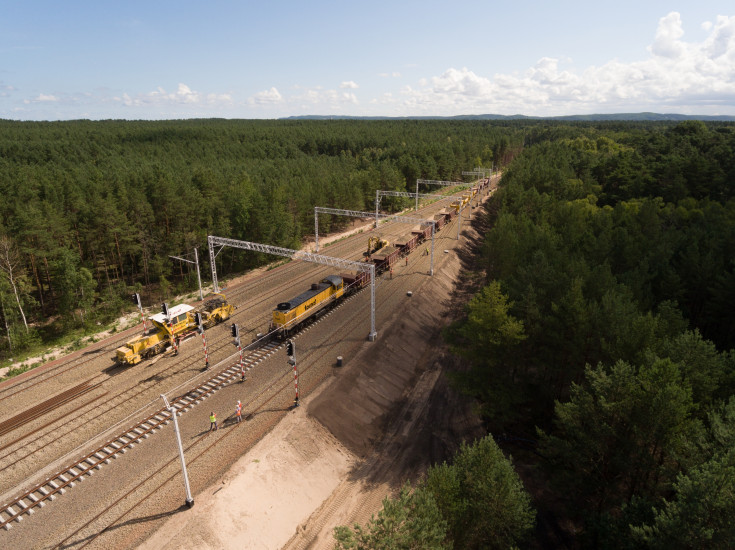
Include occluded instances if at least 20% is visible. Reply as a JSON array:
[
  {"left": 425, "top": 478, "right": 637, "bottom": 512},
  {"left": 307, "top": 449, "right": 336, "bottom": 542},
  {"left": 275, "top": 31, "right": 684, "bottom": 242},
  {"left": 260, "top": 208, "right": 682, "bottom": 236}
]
[
  {"left": 269, "top": 179, "right": 491, "bottom": 337},
  {"left": 364, "top": 177, "right": 489, "bottom": 274},
  {"left": 114, "top": 180, "right": 490, "bottom": 354},
  {"left": 114, "top": 294, "right": 235, "bottom": 365}
]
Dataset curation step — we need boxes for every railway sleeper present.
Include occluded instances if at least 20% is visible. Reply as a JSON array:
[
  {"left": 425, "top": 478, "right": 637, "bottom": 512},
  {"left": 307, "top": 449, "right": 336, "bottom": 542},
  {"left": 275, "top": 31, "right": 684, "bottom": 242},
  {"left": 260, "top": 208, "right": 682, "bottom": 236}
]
[
  {"left": 6, "top": 505, "right": 20, "bottom": 522},
  {"left": 58, "top": 474, "right": 74, "bottom": 488}
]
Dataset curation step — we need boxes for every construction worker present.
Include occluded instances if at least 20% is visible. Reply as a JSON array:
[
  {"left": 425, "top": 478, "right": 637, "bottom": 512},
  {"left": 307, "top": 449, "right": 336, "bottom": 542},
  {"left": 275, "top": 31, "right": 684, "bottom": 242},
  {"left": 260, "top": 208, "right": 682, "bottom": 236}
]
[
  {"left": 405, "top": 256, "right": 409, "bottom": 266},
  {"left": 425, "top": 246, "right": 429, "bottom": 256},
  {"left": 235, "top": 400, "right": 242, "bottom": 423},
  {"left": 209, "top": 411, "right": 218, "bottom": 431}
]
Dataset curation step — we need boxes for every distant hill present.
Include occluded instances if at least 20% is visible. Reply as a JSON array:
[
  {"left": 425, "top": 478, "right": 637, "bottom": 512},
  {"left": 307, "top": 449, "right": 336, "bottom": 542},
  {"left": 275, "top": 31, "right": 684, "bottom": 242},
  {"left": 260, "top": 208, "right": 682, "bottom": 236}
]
[{"left": 284, "top": 113, "right": 735, "bottom": 122}]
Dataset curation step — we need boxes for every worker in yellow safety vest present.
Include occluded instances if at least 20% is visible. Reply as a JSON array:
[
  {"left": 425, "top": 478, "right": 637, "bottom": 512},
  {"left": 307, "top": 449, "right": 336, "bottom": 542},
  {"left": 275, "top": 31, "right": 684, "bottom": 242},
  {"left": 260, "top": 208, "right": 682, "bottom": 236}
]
[{"left": 209, "top": 412, "right": 218, "bottom": 431}]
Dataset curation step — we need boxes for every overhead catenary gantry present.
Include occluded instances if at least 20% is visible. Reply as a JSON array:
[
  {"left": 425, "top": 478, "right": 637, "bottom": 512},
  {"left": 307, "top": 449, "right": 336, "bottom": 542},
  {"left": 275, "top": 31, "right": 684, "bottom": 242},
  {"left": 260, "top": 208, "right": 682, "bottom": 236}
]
[
  {"left": 473, "top": 165, "right": 494, "bottom": 177},
  {"left": 313, "top": 206, "right": 437, "bottom": 275},
  {"left": 374, "top": 190, "right": 456, "bottom": 225},
  {"left": 208, "top": 236, "right": 379, "bottom": 341},
  {"left": 415, "top": 179, "right": 470, "bottom": 211},
  {"left": 462, "top": 170, "right": 485, "bottom": 181}
]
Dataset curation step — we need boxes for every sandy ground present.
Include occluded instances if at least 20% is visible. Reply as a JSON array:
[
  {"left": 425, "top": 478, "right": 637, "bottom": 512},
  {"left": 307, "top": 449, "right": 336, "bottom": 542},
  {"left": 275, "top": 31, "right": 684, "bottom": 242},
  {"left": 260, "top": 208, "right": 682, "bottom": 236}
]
[
  {"left": 138, "top": 204, "right": 488, "bottom": 550},
  {"left": 140, "top": 402, "right": 356, "bottom": 550}
]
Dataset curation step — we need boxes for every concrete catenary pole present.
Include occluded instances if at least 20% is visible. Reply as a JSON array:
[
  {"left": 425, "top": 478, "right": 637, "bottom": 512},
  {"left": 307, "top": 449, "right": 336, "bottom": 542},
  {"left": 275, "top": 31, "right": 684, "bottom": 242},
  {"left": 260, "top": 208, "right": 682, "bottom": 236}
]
[{"left": 161, "top": 394, "right": 194, "bottom": 508}]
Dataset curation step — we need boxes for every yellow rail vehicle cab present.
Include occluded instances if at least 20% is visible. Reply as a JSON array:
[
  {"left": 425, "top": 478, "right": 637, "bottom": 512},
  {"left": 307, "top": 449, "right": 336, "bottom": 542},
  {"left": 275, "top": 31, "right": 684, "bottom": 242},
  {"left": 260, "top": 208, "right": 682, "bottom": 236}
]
[
  {"left": 272, "top": 276, "right": 344, "bottom": 333},
  {"left": 149, "top": 304, "right": 195, "bottom": 335},
  {"left": 114, "top": 304, "right": 195, "bottom": 365}
]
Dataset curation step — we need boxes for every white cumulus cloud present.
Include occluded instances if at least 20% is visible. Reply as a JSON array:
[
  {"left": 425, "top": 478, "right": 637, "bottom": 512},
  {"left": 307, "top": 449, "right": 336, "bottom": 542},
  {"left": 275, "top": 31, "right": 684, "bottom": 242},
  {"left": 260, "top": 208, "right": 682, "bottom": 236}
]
[
  {"left": 340, "top": 81, "right": 359, "bottom": 89},
  {"left": 292, "top": 86, "right": 359, "bottom": 108},
  {"left": 119, "top": 83, "right": 232, "bottom": 108},
  {"left": 399, "top": 12, "right": 735, "bottom": 116},
  {"left": 249, "top": 87, "right": 283, "bottom": 105},
  {"left": 650, "top": 12, "right": 685, "bottom": 58}
]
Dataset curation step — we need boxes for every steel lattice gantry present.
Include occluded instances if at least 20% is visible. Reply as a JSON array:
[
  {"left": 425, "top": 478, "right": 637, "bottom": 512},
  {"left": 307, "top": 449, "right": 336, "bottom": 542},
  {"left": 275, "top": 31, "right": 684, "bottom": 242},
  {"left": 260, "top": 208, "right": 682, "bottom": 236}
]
[
  {"left": 313, "top": 206, "right": 437, "bottom": 275},
  {"left": 415, "top": 179, "right": 469, "bottom": 211},
  {"left": 473, "top": 166, "right": 494, "bottom": 177},
  {"left": 462, "top": 170, "right": 485, "bottom": 182},
  {"left": 208, "top": 236, "right": 379, "bottom": 341},
  {"left": 374, "top": 189, "right": 455, "bottom": 225}
]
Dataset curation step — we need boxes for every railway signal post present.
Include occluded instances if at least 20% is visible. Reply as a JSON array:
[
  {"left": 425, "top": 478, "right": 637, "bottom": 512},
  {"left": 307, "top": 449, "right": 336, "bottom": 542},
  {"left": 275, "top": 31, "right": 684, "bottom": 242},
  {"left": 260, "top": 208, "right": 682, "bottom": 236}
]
[
  {"left": 287, "top": 339, "right": 299, "bottom": 407},
  {"left": 195, "top": 313, "right": 209, "bottom": 370},
  {"left": 161, "top": 394, "right": 194, "bottom": 508},
  {"left": 132, "top": 292, "right": 147, "bottom": 333},
  {"left": 162, "top": 302, "right": 179, "bottom": 356},
  {"left": 232, "top": 323, "right": 245, "bottom": 380}
]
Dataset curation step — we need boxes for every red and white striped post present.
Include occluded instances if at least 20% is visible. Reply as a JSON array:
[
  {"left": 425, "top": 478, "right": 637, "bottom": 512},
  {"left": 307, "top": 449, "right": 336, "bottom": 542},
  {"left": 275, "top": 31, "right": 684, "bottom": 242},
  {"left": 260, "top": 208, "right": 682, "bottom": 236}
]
[
  {"left": 132, "top": 293, "right": 147, "bottom": 333},
  {"left": 292, "top": 363, "right": 299, "bottom": 407},
  {"left": 195, "top": 313, "right": 208, "bottom": 370},
  {"left": 232, "top": 323, "right": 245, "bottom": 381},
  {"left": 163, "top": 302, "right": 178, "bottom": 355},
  {"left": 202, "top": 333, "right": 209, "bottom": 368},
  {"left": 170, "top": 321, "right": 178, "bottom": 355},
  {"left": 287, "top": 339, "right": 299, "bottom": 407}
]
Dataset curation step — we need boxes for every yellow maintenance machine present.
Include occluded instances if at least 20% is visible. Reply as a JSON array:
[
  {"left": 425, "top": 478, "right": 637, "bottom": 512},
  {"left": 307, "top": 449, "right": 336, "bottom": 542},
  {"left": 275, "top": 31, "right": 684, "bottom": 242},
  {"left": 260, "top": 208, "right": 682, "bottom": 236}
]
[{"left": 114, "top": 294, "right": 234, "bottom": 366}]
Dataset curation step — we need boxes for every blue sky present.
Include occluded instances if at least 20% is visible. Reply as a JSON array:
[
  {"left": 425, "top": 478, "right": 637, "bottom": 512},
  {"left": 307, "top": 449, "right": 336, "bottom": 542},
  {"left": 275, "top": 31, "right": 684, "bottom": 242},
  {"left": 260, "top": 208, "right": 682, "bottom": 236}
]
[{"left": 1, "top": 1, "right": 734, "bottom": 120}]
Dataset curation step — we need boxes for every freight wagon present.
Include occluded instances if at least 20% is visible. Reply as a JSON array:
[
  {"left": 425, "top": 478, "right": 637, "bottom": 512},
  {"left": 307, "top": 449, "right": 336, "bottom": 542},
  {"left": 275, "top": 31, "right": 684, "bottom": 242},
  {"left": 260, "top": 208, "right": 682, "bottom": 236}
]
[
  {"left": 341, "top": 269, "right": 372, "bottom": 291},
  {"left": 395, "top": 233, "right": 419, "bottom": 255},
  {"left": 411, "top": 223, "right": 433, "bottom": 241},
  {"left": 433, "top": 213, "right": 446, "bottom": 229},
  {"left": 371, "top": 245, "right": 401, "bottom": 273}
]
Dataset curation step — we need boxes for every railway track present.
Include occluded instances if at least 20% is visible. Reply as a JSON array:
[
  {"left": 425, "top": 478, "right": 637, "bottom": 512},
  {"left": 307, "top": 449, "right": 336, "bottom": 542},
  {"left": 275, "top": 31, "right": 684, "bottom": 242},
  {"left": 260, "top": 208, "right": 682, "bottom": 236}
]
[
  {"left": 0, "top": 275, "right": 373, "bottom": 531},
  {"left": 0, "top": 213, "right": 381, "bottom": 406},
  {"left": 0, "top": 192, "right": 457, "bottom": 405},
  {"left": 0, "top": 339, "right": 282, "bottom": 531},
  {"left": 44, "top": 257, "right": 411, "bottom": 548},
  {"left": 0, "top": 380, "right": 104, "bottom": 439},
  {"left": 0, "top": 264, "right": 374, "bottom": 496},
  {"left": 0, "top": 184, "right": 494, "bottom": 546}
]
